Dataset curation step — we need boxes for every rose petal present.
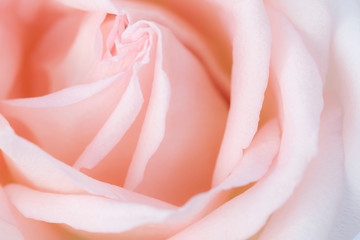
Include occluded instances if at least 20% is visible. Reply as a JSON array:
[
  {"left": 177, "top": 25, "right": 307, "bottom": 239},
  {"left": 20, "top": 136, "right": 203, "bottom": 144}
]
[
  {"left": 0, "top": 186, "right": 19, "bottom": 228},
  {"left": 0, "top": 221, "right": 23, "bottom": 240},
  {"left": 2, "top": 74, "right": 119, "bottom": 108},
  {"left": 0, "top": 186, "right": 24, "bottom": 240},
  {"left": 124, "top": 22, "right": 170, "bottom": 190},
  {"left": 168, "top": 118, "right": 280, "bottom": 225},
  {"left": 353, "top": 232, "right": 360, "bottom": 240},
  {"left": 220, "top": 119, "right": 280, "bottom": 190},
  {"left": 3, "top": 115, "right": 279, "bottom": 239},
  {"left": 0, "top": 72, "right": 127, "bottom": 166},
  {"left": 325, "top": 0, "right": 360, "bottom": 239},
  {"left": 257, "top": 99, "right": 344, "bottom": 240},
  {"left": 169, "top": 4, "right": 323, "bottom": 239},
  {"left": 212, "top": 0, "right": 272, "bottom": 185},
  {"left": 73, "top": 60, "right": 144, "bottom": 171},
  {"left": 0, "top": 13, "right": 21, "bottom": 100},
  {"left": 55, "top": 0, "right": 118, "bottom": 14},
  {"left": 0, "top": 114, "right": 176, "bottom": 210},
  {"left": 125, "top": 21, "right": 227, "bottom": 205},
  {"left": 35, "top": 12, "right": 106, "bottom": 92},
  {"left": 113, "top": 1, "right": 232, "bottom": 99},
  {"left": 5, "top": 184, "right": 173, "bottom": 233},
  {"left": 266, "top": 0, "right": 332, "bottom": 79}
]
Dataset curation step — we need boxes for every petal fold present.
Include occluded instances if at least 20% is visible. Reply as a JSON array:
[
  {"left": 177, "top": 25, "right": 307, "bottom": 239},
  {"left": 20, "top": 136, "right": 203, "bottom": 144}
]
[{"left": 212, "top": 0, "right": 272, "bottom": 185}]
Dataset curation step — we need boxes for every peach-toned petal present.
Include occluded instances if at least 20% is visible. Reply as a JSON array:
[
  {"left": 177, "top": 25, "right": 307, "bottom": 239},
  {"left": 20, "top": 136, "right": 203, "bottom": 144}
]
[
  {"left": 35, "top": 12, "right": 105, "bottom": 92},
  {"left": 0, "top": 114, "right": 175, "bottom": 209},
  {"left": 0, "top": 221, "right": 24, "bottom": 240},
  {"left": 124, "top": 22, "right": 170, "bottom": 190},
  {"left": 2, "top": 74, "right": 118, "bottom": 108},
  {"left": 73, "top": 70, "right": 144, "bottom": 171},
  {"left": 127, "top": 22, "right": 227, "bottom": 205},
  {"left": 16, "top": 0, "right": 46, "bottom": 22},
  {"left": 219, "top": 119, "right": 280, "bottom": 190},
  {"left": 3, "top": 186, "right": 103, "bottom": 240},
  {"left": 212, "top": 0, "right": 272, "bottom": 186},
  {"left": 266, "top": 0, "right": 332, "bottom": 79},
  {"left": 0, "top": 187, "right": 22, "bottom": 239},
  {"left": 0, "top": 14, "right": 21, "bottom": 100},
  {"left": 5, "top": 184, "right": 172, "bottom": 233},
  {"left": 170, "top": 5, "right": 323, "bottom": 239},
  {"left": 56, "top": 0, "right": 118, "bottom": 14},
  {"left": 2, "top": 117, "right": 279, "bottom": 239},
  {"left": 0, "top": 190, "right": 24, "bottom": 240},
  {"left": 2, "top": 112, "right": 279, "bottom": 239},
  {"left": 326, "top": 0, "right": 360, "bottom": 239},
  {"left": 113, "top": 1, "right": 232, "bottom": 99},
  {"left": 0, "top": 73, "right": 127, "bottom": 166},
  {"left": 258, "top": 99, "right": 344, "bottom": 240},
  {"left": 168, "top": 119, "right": 280, "bottom": 224}
]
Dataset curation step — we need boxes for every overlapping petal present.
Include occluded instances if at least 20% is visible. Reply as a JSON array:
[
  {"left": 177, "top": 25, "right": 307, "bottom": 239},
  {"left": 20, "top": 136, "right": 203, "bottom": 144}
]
[{"left": 170, "top": 4, "right": 324, "bottom": 239}]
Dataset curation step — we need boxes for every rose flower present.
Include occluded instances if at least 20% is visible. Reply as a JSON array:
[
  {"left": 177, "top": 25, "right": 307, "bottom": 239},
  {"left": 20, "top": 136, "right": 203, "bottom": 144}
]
[{"left": 0, "top": 0, "right": 359, "bottom": 239}]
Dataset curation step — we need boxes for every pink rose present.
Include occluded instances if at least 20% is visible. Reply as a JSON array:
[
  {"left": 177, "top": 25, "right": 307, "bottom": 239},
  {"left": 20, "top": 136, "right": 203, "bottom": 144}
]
[{"left": 0, "top": 0, "right": 359, "bottom": 239}]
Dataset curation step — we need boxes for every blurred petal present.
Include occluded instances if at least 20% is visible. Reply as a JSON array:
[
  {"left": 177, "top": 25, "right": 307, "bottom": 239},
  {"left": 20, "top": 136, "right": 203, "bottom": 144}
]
[
  {"left": 0, "top": 13, "right": 21, "bottom": 100},
  {"left": 326, "top": 0, "right": 360, "bottom": 239},
  {"left": 258, "top": 99, "right": 344, "bottom": 240},
  {"left": 0, "top": 221, "right": 23, "bottom": 240},
  {"left": 212, "top": 0, "right": 272, "bottom": 185},
  {"left": 5, "top": 184, "right": 172, "bottom": 233},
  {"left": 112, "top": 0, "right": 232, "bottom": 98},
  {"left": 0, "top": 187, "right": 24, "bottom": 240},
  {"left": 55, "top": 0, "right": 118, "bottom": 14},
  {"left": 35, "top": 12, "right": 105, "bottom": 92},
  {"left": 2, "top": 74, "right": 118, "bottom": 108},
  {"left": 266, "top": 0, "right": 332, "bottom": 79}
]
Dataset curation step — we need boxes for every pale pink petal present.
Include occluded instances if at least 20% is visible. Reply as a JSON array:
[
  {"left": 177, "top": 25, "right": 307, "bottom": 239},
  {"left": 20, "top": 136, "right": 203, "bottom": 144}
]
[
  {"left": 55, "top": 0, "right": 118, "bottom": 14},
  {"left": 0, "top": 187, "right": 24, "bottom": 240},
  {"left": 266, "top": 0, "right": 332, "bottom": 79},
  {"left": 167, "top": 119, "right": 280, "bottom": 226},
  {"left": 212, "top": 0, "right": 272, "bottom": 185},
  {"left": 113, "top": 1, "right": 232, "bottom": 99},
  {"left": 73, "top": 16, "right": 166, "bottom": 171},
  {"left": 0, "top": 13, "right": 21, "bottom": 100},
  {"left": 35, "top": 12, "right": 106, "bottom": 92},
  {"left": 126, "top": 22, "right": 227, "bottom": 205},
  {"left": 220, "top": 119, "right": 280, "bottom": 190},
  {"left": 0, "top": 186, "right": 19, "bottom": 228},
  {"left": 5, "top": 184, "right": 172, "bottom": 233},
  {"left": 170, "top": 5, "right": 323, "bottom": 239},
  {"left": 0, "top": 221, "right": 23, "bottom": 240},
  {"left": 326, "top": 0, "right": 360, "bottom": 239},
  {"left": 73, "top": 69, "right": 144, "bottom": 171},
  {"left": 258, "top": 99, "right": 344, "bottom": 240},
  {"left": 124, "top": 22, "right": 170, "bottom": 190},
  {"left": 2, "top": 184, "right": 94, "bottom": 240},
  {"left": 0, "top": 114, "right": 174, "bottom": 209},
  {"left": 2, "top": 74, "right": 118, "bottom": 108},
  {"left": 0, "top": 74, "right": 127, "bottom": 166}
]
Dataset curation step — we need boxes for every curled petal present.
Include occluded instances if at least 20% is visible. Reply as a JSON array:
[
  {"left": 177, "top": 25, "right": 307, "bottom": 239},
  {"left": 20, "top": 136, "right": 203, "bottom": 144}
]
[
  {"left": 170, "top": 4, "right": 323, "bottom": 239},
  {"left": 212, "top": 0, "right": 272, "bottom": 185}
]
